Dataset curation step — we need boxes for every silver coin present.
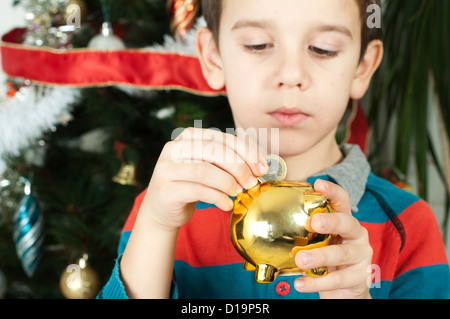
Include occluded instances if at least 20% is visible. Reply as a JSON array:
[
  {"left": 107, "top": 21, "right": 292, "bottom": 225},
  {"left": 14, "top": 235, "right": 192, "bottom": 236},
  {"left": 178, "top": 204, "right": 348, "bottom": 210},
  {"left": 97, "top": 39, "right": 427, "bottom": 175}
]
[{"left": 258, "top": 154, "right": 287, "bottom": 183}]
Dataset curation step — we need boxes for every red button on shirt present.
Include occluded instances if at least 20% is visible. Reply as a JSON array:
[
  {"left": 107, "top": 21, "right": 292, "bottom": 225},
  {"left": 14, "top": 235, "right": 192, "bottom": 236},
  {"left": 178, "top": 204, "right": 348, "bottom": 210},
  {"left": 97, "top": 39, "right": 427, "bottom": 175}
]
[{"left": 276, "top": 281, "right": 290, "bottom": 296}]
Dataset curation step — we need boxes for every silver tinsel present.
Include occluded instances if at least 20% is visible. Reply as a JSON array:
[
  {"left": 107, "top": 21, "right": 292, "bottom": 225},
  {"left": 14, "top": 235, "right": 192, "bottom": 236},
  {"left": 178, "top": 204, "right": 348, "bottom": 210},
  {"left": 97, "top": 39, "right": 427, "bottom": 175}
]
[{"left": 18, "top": 0, "right": 77, "bottom": 48}]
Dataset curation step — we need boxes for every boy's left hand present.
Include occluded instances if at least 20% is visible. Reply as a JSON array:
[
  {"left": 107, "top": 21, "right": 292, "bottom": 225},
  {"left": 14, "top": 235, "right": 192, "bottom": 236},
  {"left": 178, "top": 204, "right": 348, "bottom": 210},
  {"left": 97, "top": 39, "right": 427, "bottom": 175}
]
[{"left": 294, "top": 179, "right": 373, "bottom": 299}]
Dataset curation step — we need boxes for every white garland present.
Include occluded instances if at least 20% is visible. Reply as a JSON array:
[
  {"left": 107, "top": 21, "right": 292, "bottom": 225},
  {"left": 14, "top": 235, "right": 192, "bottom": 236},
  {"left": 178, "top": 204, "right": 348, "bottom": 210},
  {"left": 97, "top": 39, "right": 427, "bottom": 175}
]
[
  {"left": 0, "top": 85, "right": 80, "bottom": 174},
  {"left": 0, "top": 17, "right": 206, "bottom": 174}
]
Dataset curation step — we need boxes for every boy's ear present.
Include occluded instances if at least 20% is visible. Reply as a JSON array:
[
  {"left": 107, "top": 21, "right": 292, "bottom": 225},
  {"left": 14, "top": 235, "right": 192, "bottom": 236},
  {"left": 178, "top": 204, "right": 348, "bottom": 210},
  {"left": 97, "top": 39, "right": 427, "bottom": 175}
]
[
  {"left": 350, "top": 40, "right": 384, "bottom": 100},
  {"left": 196, "top": 27, "right": 226, "bottom": 91}
]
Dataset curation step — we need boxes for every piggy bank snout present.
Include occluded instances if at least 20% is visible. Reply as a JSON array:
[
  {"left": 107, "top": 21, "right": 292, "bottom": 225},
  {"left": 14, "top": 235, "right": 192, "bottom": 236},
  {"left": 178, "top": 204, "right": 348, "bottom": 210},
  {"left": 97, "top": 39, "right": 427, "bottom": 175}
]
[{"left": 230, "top": 181, "right": 331, "bottom": 283}]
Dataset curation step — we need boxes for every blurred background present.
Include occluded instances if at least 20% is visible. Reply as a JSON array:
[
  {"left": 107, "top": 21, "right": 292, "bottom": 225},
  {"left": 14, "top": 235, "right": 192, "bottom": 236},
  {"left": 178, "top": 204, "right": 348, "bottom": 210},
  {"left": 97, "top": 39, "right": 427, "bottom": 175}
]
[{"left": 0, "top": 0, "right": 448, "bottom": 298}]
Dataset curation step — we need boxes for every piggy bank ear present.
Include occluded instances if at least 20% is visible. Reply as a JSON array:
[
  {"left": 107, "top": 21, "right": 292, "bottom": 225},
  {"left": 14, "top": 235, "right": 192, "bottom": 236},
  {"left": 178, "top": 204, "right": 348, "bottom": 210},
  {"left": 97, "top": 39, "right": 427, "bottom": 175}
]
[
  {"left": 303, "top": 192, "right": 329, "bottom": 216},
  {"left": 232, "top": 189, "right": 253, "bottom": 215},
  {"left": 232, "top": 183, "right": 269, "bottom": 215},
  {"left": 232, "top": 199, "right": 247, "bottom": 215}
]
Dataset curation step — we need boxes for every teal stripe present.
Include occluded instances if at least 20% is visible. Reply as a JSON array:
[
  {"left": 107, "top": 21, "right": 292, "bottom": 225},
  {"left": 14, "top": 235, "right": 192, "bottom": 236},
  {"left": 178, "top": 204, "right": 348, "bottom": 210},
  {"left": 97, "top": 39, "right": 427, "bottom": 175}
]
[
  {"left": 389, "top": 264, "right": 450, "bottom": 299},
  {"left": 174, "top": 260, "right": 319, "bottom": 299}
]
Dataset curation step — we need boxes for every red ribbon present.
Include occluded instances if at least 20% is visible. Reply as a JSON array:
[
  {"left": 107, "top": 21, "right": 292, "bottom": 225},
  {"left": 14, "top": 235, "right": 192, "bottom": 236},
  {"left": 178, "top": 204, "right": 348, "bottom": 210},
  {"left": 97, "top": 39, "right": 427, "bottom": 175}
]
[
  {"left": 1, "top": 28, "right": 225, "bottom": 96},
  {"left": 1, "top": 28, "right": 370, "bottom": 152}
]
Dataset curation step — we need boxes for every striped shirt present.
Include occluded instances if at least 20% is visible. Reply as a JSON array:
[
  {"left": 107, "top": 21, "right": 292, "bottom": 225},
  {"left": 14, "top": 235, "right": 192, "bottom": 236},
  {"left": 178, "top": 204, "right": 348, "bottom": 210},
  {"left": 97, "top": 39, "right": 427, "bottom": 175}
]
[{"left": 98, "top": 145, "right": 450, "bottom": 299}]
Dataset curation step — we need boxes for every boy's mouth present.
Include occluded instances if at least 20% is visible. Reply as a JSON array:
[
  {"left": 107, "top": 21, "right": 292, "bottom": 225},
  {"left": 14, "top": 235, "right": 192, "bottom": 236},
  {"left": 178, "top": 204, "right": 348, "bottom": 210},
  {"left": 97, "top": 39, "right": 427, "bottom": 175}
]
[{"left": 269, "top": 107, "right": 309, "bottom": 127}]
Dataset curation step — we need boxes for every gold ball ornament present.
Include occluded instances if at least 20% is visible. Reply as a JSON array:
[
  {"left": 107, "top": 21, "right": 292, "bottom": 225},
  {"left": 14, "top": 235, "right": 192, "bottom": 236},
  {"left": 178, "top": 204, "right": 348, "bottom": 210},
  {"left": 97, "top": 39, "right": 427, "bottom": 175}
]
[{"left": 59, "top": 254, "right": 100, "bottom": 299}]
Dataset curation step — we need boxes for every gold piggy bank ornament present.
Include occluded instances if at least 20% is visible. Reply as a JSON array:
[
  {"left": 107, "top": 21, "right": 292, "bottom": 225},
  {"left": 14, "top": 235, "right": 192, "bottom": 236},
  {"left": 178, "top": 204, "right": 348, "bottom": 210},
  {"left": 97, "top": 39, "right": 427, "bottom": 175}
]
[{"left": 230, "top": 181, "right": 332, "bottom": 283}]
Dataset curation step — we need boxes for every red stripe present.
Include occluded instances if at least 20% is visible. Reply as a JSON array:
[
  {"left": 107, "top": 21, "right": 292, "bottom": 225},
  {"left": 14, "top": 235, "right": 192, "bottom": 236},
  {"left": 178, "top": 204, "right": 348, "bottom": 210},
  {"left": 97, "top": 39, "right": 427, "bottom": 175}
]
[
  {"left": 361, "top": 221, "right": 402, "bottom": 282},
  {"left": 396, "top": 200, "right": 449, "bottom": 276},
  {"left": 175, "top": 208, "right": 243, "bottom": 267},
  {"left": 122, "top": 190, "right": 242, "bottom": 267},
  {"left": 1, "top": 28, "right": 225, "bottom": 95},
  {"left": 122, "top": 190, "right": 447, "bottom": 275},
  {"left": 361, "top": 200, "right": 449, "bottom": 282}
]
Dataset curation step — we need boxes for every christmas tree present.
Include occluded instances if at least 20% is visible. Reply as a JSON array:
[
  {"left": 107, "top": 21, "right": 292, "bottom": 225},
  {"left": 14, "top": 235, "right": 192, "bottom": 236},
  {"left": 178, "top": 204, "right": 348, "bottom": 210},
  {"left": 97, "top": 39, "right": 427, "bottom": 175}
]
[
  {"left": 0, "top": 0, "right": 369, "bottom": 299},
  {"left": 0, "top": 0, "right": 235, "bottom": 299}
]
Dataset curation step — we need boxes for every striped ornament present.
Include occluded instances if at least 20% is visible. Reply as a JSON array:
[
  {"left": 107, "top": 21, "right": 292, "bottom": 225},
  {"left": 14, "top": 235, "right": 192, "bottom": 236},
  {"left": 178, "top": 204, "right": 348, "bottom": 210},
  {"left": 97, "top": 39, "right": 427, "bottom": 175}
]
[{"left": 12, "top": 182, "right": 44, "bottom": 278}]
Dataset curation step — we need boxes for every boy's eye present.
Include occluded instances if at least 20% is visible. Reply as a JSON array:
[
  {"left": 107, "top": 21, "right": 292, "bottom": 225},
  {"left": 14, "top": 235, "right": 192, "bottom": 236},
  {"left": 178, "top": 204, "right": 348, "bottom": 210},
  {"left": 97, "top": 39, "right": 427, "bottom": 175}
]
[
  {"left": 244, "top": 43, "right": 273, "bottom": 53},
  {"left": 309, "top": 46, "right": 339, "bottom": 58}
]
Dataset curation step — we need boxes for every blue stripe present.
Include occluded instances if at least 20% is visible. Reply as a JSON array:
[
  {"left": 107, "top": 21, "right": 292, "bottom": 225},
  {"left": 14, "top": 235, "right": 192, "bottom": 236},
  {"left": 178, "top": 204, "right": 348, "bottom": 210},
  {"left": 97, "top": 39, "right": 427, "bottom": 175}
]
[
  {"left": 118, "top": 230, "right": 131, "bottom": 256},
  {"left": 195, "top": 198, "right": 235, "bottom": 211},
  {"left": 195, "top": 201, "right": 218, "bottom": 210},
  {"left": 389, "top": 264, "right": 450, "bottom": 299},
  {"left": 309, "top": 173, "right": 421, "bottom": 224},
  {"left": 174, "top": 260, "right": 319, "bottom": 299},
  {"left": 355, "top": 174, "right": 420, "bottom": 224}
]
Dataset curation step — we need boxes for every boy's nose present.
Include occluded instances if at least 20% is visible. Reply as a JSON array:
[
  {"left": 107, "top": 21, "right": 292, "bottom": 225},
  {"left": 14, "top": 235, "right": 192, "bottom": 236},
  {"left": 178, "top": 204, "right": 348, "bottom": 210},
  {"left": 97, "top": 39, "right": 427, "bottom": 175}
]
[{"left": 275, "top": 53, "right": 309, "bottom": 90}]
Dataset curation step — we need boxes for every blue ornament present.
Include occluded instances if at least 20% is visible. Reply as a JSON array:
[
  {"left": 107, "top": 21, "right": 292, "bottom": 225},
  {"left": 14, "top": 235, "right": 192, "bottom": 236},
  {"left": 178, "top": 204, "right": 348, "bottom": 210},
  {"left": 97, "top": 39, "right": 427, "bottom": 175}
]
[{"left": 12, "top": 181, "right": 44, "bottom": 278}]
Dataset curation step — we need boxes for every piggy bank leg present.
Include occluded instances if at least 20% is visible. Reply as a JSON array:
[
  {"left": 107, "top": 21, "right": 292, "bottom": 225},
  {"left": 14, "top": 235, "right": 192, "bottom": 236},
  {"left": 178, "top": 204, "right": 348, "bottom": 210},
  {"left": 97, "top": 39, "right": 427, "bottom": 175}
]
[
  {"left": 243, "top": 260, "right": 256, "bottom": 271},
  {"left": 255, "top": 264, "right": 276, "bottom": 283}
]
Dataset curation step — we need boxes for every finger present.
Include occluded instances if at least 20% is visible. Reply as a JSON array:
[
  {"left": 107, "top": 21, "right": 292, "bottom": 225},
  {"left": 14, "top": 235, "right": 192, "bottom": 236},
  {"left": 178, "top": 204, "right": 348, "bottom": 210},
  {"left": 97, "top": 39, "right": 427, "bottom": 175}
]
[
  {"left": 167, "top": 161, "right": 244, "bottom": 197},
  {"left": 295, "top": 243, "right": 369, "bottom": 270},
  {"left": 313, "top": 179, "right": 351, "bottom": 214},
  {"left": 310, "top": 212, "right": 368, "bottom": 240},
  {"left": 294, "top": 265, "right": 367, "bottom": 293},
  {"left": 168, "top": 139, "right": 262, "bottom": 190},
  {"left": 175, "top": 128, "right": 268, "bottom": 177},
  {"left": 171, "top": 181, "right": 234, "bottom": 212}
]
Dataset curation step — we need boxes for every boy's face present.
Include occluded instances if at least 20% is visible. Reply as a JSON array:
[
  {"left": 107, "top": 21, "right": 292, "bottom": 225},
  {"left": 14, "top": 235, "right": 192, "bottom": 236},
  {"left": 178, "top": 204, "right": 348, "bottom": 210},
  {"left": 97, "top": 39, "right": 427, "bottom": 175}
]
[{"left": 199, "top": 0, "right": 381, "bottom": 158}]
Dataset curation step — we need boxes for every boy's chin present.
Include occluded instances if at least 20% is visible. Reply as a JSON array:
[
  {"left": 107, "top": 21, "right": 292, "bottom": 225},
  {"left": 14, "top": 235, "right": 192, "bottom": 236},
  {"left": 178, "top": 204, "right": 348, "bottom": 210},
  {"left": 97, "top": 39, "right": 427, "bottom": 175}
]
[
  {"left": 265, "top": 136, "right": 311, "bottom": 158},
  {"left": 275, "top": 141, "right": 328, "bottom": 159},
  {"left": 267, "top": 143, "right": 308, "bottom": 158}
]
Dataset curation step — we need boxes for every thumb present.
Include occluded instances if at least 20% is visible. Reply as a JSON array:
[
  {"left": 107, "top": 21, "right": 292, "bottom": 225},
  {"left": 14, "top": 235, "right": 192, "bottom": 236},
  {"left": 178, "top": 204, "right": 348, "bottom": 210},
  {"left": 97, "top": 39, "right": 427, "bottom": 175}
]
[{"left": 313, "top": 179, "right": 351, "bottom": 214}]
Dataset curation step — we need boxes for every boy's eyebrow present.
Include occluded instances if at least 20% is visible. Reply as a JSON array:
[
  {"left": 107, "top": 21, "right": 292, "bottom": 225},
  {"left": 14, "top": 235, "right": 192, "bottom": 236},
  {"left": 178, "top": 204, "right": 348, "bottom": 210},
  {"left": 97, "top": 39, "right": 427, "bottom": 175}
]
[
  {"left": 231, "top": 19, "right": 353, "bottom": 39},
  {"left": 231, "top": 19, "right": 272, "bottom": 31},
  {"left": 315, "top": 24, "right": 353, "bottom": 39}
]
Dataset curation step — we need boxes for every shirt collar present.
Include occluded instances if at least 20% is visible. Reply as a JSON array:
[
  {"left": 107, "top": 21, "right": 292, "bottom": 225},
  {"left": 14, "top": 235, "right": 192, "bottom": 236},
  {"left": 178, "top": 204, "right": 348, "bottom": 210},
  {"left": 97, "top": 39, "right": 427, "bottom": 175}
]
[{"left": 314, "top": 144, "right": 371, "bottom": 212}]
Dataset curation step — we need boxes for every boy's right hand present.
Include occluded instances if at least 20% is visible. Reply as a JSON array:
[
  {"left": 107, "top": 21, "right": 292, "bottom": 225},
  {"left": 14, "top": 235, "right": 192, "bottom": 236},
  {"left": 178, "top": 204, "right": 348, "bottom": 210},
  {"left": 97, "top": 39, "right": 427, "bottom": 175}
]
[{"left": 141, "top": 127, "right": 269, "bottom": 232}]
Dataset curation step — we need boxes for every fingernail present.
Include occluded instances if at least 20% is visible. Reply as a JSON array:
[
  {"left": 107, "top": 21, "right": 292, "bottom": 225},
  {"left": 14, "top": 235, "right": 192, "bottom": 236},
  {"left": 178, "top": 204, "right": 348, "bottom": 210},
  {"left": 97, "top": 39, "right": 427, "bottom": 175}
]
[
  {"left": 236, "top": 184, "right": 243, "bottom": 195},
  {"left": 300, "top": 252, "right": 312, "bottom": 266},
  {"left": 294, "top": 278, "right": 304, "bottom": 291},
  {"left": 313, "top": 214, "right": 328, "bottom": 231},
  {"left": 315, "top": 179, "right": 327, "bottom": 190},
  {"left": 228, "top": 199, "right": 234, "bottom": 210},
  {"left": 257, "top": 160, "right": 268, "bottom": 175},
  {"left": 247, "top": 176, "right": 258, "bottom": 189}
]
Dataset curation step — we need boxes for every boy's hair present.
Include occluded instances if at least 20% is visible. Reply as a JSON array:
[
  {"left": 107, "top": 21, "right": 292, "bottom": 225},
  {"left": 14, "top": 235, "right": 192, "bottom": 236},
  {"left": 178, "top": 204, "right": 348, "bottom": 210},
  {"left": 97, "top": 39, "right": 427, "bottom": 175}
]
[{"left": 201, "top": 0, "right": 383, "bottom": 62}]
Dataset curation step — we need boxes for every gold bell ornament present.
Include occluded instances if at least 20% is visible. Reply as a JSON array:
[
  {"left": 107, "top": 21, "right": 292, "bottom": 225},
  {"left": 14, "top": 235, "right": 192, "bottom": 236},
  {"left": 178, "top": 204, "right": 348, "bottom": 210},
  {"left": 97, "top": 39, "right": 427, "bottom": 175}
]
[
  {"left": 231, "top": 181, "right": 332, "bottom": 283},
  {"left": 59, "top": 254, "right": 100, "bottom": 299},
  {"left": 112, "top": 162, "right": 138, "bottom": 186}
]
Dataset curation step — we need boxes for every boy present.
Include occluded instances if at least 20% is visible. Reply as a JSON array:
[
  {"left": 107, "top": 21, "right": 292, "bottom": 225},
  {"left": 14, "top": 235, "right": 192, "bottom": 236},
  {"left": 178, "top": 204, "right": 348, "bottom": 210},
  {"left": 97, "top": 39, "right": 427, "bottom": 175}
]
[{"left": 99, "top": 0, "right": 450, "bottom": 299}]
